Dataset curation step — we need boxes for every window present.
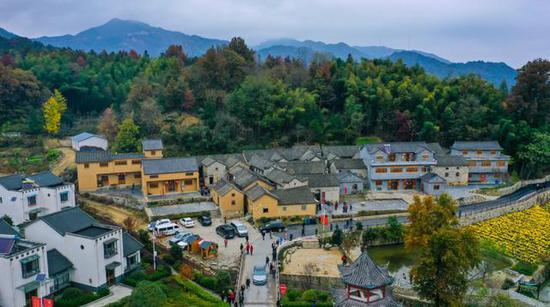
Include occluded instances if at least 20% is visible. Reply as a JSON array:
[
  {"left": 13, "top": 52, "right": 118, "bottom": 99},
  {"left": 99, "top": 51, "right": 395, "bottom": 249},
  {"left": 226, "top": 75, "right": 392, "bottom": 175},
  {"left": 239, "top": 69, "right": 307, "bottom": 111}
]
[
  {"left": 231, "top": 193, "right": 235, "bottom": 197},
  {"left": 388, "top": 153, "right": 396, "bottom": 161},
  {"left": 214, "top": 167, "right": 218, "bottom": 171},
  {"left": 21, "top": 255, "right": 40, "bottom": 278},
  {"left": 375, "top": 168, "right": 387, "bottom": 173},
  {"left": 134, "top": 174, "right": 141, "bottom": 179},
  {"left": 490, "top": 151, "right": 496, "bottom": 155},
  {"left": 131, "top": 160, "right": 141, "bottom": 165},
  {"left": 422, "top": 154, "right": 429, "bottom": 161},
  {"left": 184, "top": 179, "right": 193, "bottom": 185},
  {"left": 60, "top": 192, "right": 69, "bottom": 202},
  {"left": 444, "top": 172, "right": 449, "bottom": 177},
  {"left": 150, "top": 183, "right": 159, "bottom": 188},
  {"left": 433, "top": 185, "right": 440, "bottom": 190},
  {"left": 118, "top": 174, "right": 126, "bottom": 184},
  {"left": 301, "top": 205, "right": 307, "bottom": 210},
  {"left": 476, "top": 150, "right": 483, "bottom": 155},
  {"left": 104, "top": 240, "right": 118, "bottom": 258},
  {"left": 27, "top": 195, "right": 37, "bottom": 206},
  {"left": 462, "top": 150, "right": 468, "bottom": 155},
  {"left": 209, "top": 177, "right": 214, "bottom": 184},
  {"left": 150, "top": 175, "right": 159, "bottom": 179},
  {"left": 497, "top": 161, "right": 506, "bottom": 167},
  {"left": 126, "top": 254, "right": 139, "bottom": 270},
  {"left": 51, "top": 271, "right": 71, "bottom": 292},
  {"left": 100, "top": 162, "right": 109, "bottom": 167},
  {"left": 185, "top": 172, "right": 194, "bottom": 176},
  {"left": 481, "top": 161, "right": 491, "bottom": 167},
  {"left": 375, "top": 155, "right": 384, "bottom": 161},
  {"left": 262, "top": 208, "right": 269, "bottom": 213},
  {"left": 468, "top": 161, "right": 477, "bottom": 167},
  {"left": 456, "top": 172, "right": 460, "bottom": 177},
  {"left": 115, "top": 160, "right": 127, "bottom": 166},
  {"left": 390, "top": 167, "right": 402, "bottom": 173},
  {"left": 231, "top": 200, "right": 236, "bottom": 205},
  {"left": 282, "top": 206, "right": 287, "bottom": 211},
  {"left": 405, "top": 167, "right": 418, "bottom": 173},
  {"left": 0, "top": 197, "right": 2, "bottom": 203},
  {"left": 151, "top": 150, "right": 156, "bottom": 155},
  {"left": 375, "top": 181, "right": 382, "bottom": 186},
  {"left": 84, "top": 163, "right": 89, "bottom": 168}
]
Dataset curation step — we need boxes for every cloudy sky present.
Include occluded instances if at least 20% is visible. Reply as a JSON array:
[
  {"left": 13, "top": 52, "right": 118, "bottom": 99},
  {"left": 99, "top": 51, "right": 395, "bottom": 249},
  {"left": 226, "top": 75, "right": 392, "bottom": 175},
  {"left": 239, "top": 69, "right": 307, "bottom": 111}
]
[{"left": 1, "top": 0, "right": 548, "bottom": 67}]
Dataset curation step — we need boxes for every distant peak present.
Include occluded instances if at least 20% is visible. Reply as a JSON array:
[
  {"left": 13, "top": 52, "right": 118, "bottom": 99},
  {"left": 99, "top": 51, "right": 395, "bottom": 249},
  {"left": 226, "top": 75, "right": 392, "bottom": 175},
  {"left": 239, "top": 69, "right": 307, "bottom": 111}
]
[{"left": 103, "top": 18, "right": 149, "bottom": 26}]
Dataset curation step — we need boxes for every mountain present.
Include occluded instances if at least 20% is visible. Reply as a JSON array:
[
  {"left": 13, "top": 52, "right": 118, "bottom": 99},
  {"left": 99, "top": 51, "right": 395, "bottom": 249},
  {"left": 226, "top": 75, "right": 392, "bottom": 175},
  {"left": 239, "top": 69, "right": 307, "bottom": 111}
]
[
  {"left": 0, "top": 27, "right": 18, "bottom": 39},
  {"left": 389, "top": 51, "right": 517, "bottom": 86},
  {"left": 34, "top": 18, "right": 227, "bottom": 57},
  {"left": 257, "top": 39, "right": 516, "bottom": 86}
]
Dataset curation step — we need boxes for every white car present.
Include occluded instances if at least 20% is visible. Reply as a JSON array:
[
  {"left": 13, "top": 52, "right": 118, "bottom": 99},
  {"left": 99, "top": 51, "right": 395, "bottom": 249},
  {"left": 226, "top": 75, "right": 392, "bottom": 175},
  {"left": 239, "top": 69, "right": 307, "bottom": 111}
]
[
  {"left": 180, "top": 217, "right": 195, "bottom": 228},
  {"left": 148, "top": 218, "right": 171, "bottom": 231}
]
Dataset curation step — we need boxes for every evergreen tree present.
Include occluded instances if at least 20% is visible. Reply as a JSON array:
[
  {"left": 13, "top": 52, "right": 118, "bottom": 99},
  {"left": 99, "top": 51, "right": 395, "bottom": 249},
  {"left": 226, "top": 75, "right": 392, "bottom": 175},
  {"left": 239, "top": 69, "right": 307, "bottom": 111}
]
[{"left": 114, "top": 117, "right": 141, "bottom": 153}]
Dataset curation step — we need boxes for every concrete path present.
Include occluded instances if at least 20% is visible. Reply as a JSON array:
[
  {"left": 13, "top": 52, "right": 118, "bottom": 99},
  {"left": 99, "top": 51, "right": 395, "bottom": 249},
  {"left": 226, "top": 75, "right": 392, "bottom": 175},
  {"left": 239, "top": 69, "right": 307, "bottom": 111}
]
[{"left": 83, "top": 285, "right": 133, "bottom": 307}]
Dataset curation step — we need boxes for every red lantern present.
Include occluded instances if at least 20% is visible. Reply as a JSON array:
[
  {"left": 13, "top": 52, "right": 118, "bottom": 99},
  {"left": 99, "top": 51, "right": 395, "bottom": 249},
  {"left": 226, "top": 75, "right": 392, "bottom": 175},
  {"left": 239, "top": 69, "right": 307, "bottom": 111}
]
[{"left": 280, "top": 283, "right": 287, "bottom": 295}]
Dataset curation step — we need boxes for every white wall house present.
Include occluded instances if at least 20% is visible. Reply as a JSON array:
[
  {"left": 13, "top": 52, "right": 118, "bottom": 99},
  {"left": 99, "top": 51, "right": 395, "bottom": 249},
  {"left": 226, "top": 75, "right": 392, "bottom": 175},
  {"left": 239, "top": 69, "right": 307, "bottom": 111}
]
[
  {"left": 71, "top": 132, "right": 108, "bottom": 151},
  {"left": 0, "top": 172, "right": 76, "bottom": 225},
  {"left": 24, "top": 207, "right": 143, "bottom": 292}
]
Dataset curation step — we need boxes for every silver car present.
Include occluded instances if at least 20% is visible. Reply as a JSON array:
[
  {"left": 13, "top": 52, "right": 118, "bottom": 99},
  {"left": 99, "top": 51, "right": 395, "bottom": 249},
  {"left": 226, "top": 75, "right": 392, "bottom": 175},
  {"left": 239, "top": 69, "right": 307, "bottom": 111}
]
[
  {"left": 168, "top": 231, "right": 192, "bottom": 245},
  {"left": 252, "top": 265, "right": 267, "bottom": 285},
  {"left": 230, "top": 221, "right": 248, "bottom": 237}
]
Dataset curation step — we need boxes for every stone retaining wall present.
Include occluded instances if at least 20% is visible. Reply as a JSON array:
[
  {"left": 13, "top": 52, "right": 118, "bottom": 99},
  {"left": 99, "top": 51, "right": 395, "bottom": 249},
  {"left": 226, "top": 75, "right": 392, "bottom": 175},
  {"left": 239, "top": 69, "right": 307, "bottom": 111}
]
[
  {"left": 459, "top": 190, "right": 550, "bottom": 226},
  {"left": 476, "top": 175, "right": 550, "bottom": 197}
]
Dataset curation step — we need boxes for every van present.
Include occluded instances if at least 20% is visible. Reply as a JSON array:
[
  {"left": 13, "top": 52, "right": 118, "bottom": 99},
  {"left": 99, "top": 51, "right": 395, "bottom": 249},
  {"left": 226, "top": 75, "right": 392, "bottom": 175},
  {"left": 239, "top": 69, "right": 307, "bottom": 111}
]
[
  {"left": 230, "top": 221, "right": 248, "bottom": 237},
  {"left": 155, "top": 222, "right": 181, "bottom": 236}
]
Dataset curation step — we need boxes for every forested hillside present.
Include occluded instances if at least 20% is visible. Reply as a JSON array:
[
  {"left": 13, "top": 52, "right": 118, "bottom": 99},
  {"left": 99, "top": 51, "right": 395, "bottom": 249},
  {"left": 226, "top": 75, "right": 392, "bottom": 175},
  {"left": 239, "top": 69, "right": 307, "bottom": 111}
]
[{"left": 0, "top": 36, "right": 548, "bottom": 178}]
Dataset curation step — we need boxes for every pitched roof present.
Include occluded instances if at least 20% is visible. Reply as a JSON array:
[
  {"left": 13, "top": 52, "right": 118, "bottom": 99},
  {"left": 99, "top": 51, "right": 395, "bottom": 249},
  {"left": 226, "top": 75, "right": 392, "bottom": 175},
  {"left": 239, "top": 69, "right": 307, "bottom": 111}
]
[
  {"left": 435, "top": 154, "right": 468, "bottom": 167},
  {"left": 272, "top": 186, "right": 316, "bottom": 205},
  {"left": 0, "top": 171, "right": 64, "bottom": 191},
  {"left": 35, "top": 207, "right": 117, "bottom": 237},
  {"left": 72, "top": 132, "right": 105, "bottom": 142},
  {"left": 339, "top": 252, "right": 394, "bottom": 288},
  {"left": 47, "top": 249, "right": 73, "bottom": 275},
  {"left": 201, "top": 157, "right": 216, "bottom": 166},
  {"left": 426, "top": 142, "right": 448, "bottom": 155},
  {"left": 212, "top": 179, "right": 240, "bottom": 197},
  {"left": 332, "top": 159, "right": 366, "bottom": 170},
  {"left": 321, "top": 145, "right": 361, "bottom": 159},
  {"left": 142, "top": 139, "right": 163, "bottom": 151},
  {"left": 279, "top": 161, "right": 326, "bottom": 175},
  {"left": 302, "top": 174, "right": 339, "bottom": 188},
  {"left": 123, "top": 232, "right": 144, "bottom": 256},
  {"left": 451, "top": 141, "right": 503, "bottom": 151},
  {"left": 245, "top": 185, "right": 275, "bottom": 201},
  {"left": 142, "top": 157, "right": 198, "bottom": 175},
  {"left": 337, "top": 171, "right": 364, "bottom": 183},
  {"left": 263, "top": 169, "right": 299, "bottom": 186},
  {"left": 0, "top": 219, "right": 19, "bottom": 236},
  {"left": 233, "top": 168, "right": 270, "bottom": 190},
  {"left": 421, "top": 173, "right": 447, "bottom": 183},
  {"left": 364, "top": 142, "right": 433, "bottom": 155},
  {"left": 75, "top": 151, "right": 144, "bottom": 163},
  {"left": 248, "top": 155, "right": 275, "bottom": 170}
]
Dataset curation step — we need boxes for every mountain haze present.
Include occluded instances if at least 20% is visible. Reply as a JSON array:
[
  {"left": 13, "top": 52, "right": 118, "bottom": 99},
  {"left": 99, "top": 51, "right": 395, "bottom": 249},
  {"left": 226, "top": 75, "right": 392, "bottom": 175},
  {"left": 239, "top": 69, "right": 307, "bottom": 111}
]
[{"left": 0, "top": 27, "right": 18, "bottom": 39}]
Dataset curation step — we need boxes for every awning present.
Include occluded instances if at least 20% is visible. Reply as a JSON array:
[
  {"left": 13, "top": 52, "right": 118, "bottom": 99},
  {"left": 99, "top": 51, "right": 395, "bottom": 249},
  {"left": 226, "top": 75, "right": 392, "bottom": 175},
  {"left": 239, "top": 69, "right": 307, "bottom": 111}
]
[
  {"left": 105, "top": 261, "right": 121, "bottom": 270},
  {"left": 17, "top": 280, "right": 40, "bottom": 292},
  {"left": 104, "top": 238, "right": 118, "bottom": 245},
  {"left": 28, "top": 207, "right": 46, "bottom": 214},
  {"left": 20, "top": 254, "right": 39, "bottom": 264}
]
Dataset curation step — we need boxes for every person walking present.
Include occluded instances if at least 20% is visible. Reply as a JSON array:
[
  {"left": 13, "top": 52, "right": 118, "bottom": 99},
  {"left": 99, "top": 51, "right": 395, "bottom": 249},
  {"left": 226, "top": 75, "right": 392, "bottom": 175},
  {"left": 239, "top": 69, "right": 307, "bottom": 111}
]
[
  {"left": 265, "top": 256, "right": 270, "bottom": 266},
  {"left": 238, "top": 294, "right": 244, "bottom": 306},
  {"left": 246, "top": 278, "right": 251, "bottom": 288},
  {"left": 245, "top": 243, "right": 250, "bottom": 254},
  {"left": 229, "top": 290, "right": 235, "bottom": 303},
  {"left": 240, "top": 243, "right": 244, "bottom": 254},
  {"left": 224, "top": 216, "right": 227, "bottom": 224},
  {"left": 240, "top": 284, "right": 245, "bottom": 296},
  {"left": 289, "top": 233, "right": 294, "bottom": 241},
  {"left": 224, "top": 238, "right": 228, "bottom": 248},
  {"left": 262, "top": 231, "right": 266, "bottom": 240},
  {"left": 330, "top": 223, "right": 333, "bottom": 231},
  {"left": 250, "top": 244, "right": 254, "bottom": 255},
  {"left": 269, "top": 231, "right": 272, "bottom": 239},
  {"left": 245, "top": 234, "right": 249, "bottom": 243}
]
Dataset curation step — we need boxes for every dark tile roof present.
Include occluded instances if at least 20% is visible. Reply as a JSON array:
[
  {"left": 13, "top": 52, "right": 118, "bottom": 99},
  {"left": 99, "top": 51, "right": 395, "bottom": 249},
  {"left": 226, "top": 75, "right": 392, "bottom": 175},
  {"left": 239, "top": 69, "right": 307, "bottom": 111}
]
[
  {"left": 35, "top": 207, "right": 117, "bottom": 236},
  {"left": 364, "top": 142, "right": 433, "bottom": 155},
  {"left": 421, "top": 173, "right": 447, "bottom": 183},
  {"left": 233, "top": 168, "right": 270, "bottom": 190},
  {"left": 73, "top": 225, "right": 113, "bottom": 238},
  {"left": 332, "top": 159, "right": 367, "bottom": 170},
  {"left": 321, "top": 145, "right": 361, "bottom": 159},
  {"left": 72, "top": 132, "right": 105, "bottom": 142},
  {"left": 47, "top": 249, "right": 73, "bottom": 275},
  {"left": 339, "top": 252, "right": 394, "bottom": 288},
  {"left": 0, "top": 219, "right": 19, "bottom": 236},
  {"left": 0, "top": 171, "right": 64, "bottom": 190},
  {"left": 435, "top": 154, "right": 468, "bottom": 167},
  {"left": 337, "top": 171, "right": 364, "bottom": 183},
  {"left": 272, "top": 186, "right": 316, "bottom": 205},
  {"left": 142, "top": 157, "right": 198, "bottom": 175},
  {"left": 75, "top": 151, "right": 144, "bottom": 163},
  {"left": 302, "top": 174, "right": 339, "bottom": 188},
  {"left": 451, "top": 141, "right": 503, "bottom": 151},
  {"left": 123, "top": 232, "right": 144, "bottom": 256},
  {"left": 279, "top": 161, "right": 326, "bottom": 175},
  {"left": 245, "top": 185, "right": 275, "bottom": 201},
  {"left": 248, "top": 155, "right": 276, "bottom": 170},
  {"left": 142, "top": 139, "right": 163, "bottom": 151},
  {"left": 212, "top": 179, "right": 240, "bottom": 197},
  {"left": 263, "top": 169, "right": 299, "bottom": 186},
  {"left": 426, "top": 142, "right": 448, "bottom": 155}
]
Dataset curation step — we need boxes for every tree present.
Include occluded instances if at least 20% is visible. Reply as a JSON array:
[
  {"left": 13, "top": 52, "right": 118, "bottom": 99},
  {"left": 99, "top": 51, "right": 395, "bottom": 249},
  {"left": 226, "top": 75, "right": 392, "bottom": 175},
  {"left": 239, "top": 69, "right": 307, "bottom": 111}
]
[
  {"left": 97, "top": 107, "right": 118, "bottom": 141},
  {"left": 122, "top": 216, "right": 137, "bottom": 233},
  {"left": 169, "top": 244, "right": 183, "bottom": 263},
  {"left": 386, "top": 216, "right": 403, "bottom": 242},
  {"left": 128, "top": 281, "right": 167, "bottom": 307},
  {"left": 1, "top": 214, "right": 14, "bottom": 226},
  {"left": 164, "top": 45, "right": 187, "bottom": 64},
  {"left": 42, "top": 89, "right": 67, "bottom": 134},
  {"left": 183, "top": 89, "right": 196, "bottom": 111},
  {"left": 517, "top": 132, "right": 550, "bottom": 178},
  {"left": 405, "top": 195, "right": 480, "bottom": 306},
  {"left": 228, "top": 37, "right": 255, "bottom": 63},
  {"left": 114, "top": 118, "right": 141, "bottom": 153}
]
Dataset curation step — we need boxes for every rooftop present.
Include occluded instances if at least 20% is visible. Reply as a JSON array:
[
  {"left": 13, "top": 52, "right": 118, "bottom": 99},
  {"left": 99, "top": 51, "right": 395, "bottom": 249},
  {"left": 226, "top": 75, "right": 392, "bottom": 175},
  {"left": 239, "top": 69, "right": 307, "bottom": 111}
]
[
  {"left": 302, "top": 174, "right": 340, "bottom": 188},
  {"left": 75, "top": 151, "right": 144, "bottom": 163},
  {"left": 364, "top": 142, "right": 433, "bottom": 155},
  {"left": 212, "top": 179, "right": 240, "bottom": 197},
  {"left": 279, "top": 160, "right": 326, "bottom": 175},
  {"left": 142, "top": 157, "right": 198, "bottom": 175},
  {"left": 123, "top": 232, "right": 144, "bottom": 256},
  {"left": 435, "top": 154, "right": 468, "bottom": 167},
  {"left": 272, "top": 186, "right": 316, "bottom": 205},
  {"left": 72, "top": 132, "right": 105, "bottom": 142},
  {"left": 142, "top": 139, "right": 163, "bottom": 151},
  {"left": 47, "top": 249, "right": 73, "bottom": 275},
  {"left": 73, "top": 225, "right": 113, "bottom": 238},
  {"left": 332, "top": 159, "right": 367, "bottom": 170},
  {"left": 451, "top": 141, "right": 503, "bottom": 151},
  {"left": 339, "top": 251, "right": 394, "bottom": 289},
  {"left": 33, "top": 207, "right": 119, "bottom": 237},
  {"left": 0, "top": 219, "right": 19, "bottom": 236},
  {"left": 0, "top": 171, "right": 65, "bottom": 191}
]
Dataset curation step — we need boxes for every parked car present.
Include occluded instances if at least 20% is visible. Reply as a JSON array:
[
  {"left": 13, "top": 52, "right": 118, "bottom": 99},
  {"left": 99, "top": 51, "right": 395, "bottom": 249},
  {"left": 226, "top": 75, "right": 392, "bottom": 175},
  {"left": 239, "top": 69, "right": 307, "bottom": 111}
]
[
  {"left": 216, "top": 224, "right": 235, "bottom": 239},
  {"left": 148, "top": 218, "right": 171, "bottom": 231},
  {"left": 169, "top": 231, "right": 193, "bottom": 245},
  {"left": 198, "top": 215, "right": 212, "bottom": 226},
  {"left": 230, "top": 221, "right": 248, "bottom": 237},
  {"left": 259, "top": 221, "right": 286, "bottom": 233},
  {"left": 177, "top": 234, "right": 199, "bottom": 249},
  {"left": 252, "top": 265, "right": 268, "bottom": 285},
  {"left": 155, "top": 223, "right": 181, "bottom": 236},
  {"left": 179, "top": 217, "right": 195, "bottom": 228}
]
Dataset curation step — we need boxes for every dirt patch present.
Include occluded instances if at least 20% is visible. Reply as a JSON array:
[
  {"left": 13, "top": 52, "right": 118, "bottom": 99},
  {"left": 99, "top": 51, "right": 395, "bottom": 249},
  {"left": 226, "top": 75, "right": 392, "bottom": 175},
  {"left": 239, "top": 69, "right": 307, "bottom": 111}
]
[
  {"left": 83, "top": 199, "right": 148, "bottom": 230},
  {"left": 51, "top": 147, "right": 75, "bottom": 176},
  {"left": 282, "top": 247, "right": 343, "bottom": 277}
]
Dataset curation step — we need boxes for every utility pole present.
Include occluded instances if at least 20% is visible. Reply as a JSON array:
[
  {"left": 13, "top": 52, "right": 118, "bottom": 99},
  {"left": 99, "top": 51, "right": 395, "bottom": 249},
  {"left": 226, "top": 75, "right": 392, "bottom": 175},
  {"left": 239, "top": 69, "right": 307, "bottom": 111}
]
[{"left": 152, "top": 231, "right": 157, "bottom": 271}]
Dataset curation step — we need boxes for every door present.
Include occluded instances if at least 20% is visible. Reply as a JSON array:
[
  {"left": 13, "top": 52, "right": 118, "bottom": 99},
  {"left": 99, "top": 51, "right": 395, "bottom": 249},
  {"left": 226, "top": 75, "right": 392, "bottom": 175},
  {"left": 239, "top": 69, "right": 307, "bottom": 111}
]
[
  {"left": 100, "top": 175, "right": 109, "bottom": 187},
  {"left": 480, "top": 174, "right": 487, "bottom": 183},
  {"left": 106, "top": 268, "right": 116, "bottom": 286},
  {"left": 167, "top": 180, "right": 176, "bottom": 193},
  {"left": 25, "top": 289, "right": 37, "bottom": 307}
]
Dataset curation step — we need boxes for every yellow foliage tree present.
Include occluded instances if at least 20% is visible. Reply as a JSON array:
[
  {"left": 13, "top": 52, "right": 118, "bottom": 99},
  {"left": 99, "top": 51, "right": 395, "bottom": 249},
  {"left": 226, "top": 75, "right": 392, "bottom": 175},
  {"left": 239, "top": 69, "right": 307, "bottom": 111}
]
[{"left": 43, "top": 89, "right": 67, "bottom": 134}]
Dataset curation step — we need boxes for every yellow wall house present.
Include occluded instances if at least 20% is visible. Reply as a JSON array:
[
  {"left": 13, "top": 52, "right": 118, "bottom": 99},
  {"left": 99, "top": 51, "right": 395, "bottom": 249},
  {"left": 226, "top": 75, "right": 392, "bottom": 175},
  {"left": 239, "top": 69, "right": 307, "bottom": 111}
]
[
  {"left": 141, "top": 157, "right": 199, "bottom": 197},
  {"left": 232, "top": 167, "right": 274, "bottom": 192},
  {"left": 142, "top": 139, "right": 164, "bottom": 158},
  {"left": 75, "top": 151, "right": 144, "bottom": 192},
  {"left": 211, "top": 179, "right": 245, "bottom": 218},
  {"left": 246, "top": 185, "right": 317, "bottom": 221}
]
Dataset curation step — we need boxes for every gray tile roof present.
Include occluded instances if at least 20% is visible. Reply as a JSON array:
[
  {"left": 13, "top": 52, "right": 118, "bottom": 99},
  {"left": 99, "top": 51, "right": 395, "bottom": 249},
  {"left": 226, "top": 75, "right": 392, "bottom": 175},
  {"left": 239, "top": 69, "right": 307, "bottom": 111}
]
[
  {"left": 272, "top": 186, "right": 316, "bottom": 205},
  {"left": 0, "top": 171, "right": 64, "bottom": 191},
  {"left": 302, "top": 174, "right": 339, "bottom": 188},
  {"left": 34, "top": 207, "right": 118, "bottom": 237},
  {"left": 73, "top": 225, "right": 113, "bottom": 238},
  {"left": 75, "top": 151, "right": 144, "bottom": 163},
  {"left": 435, "top": 154, "right": 468, "bottom": 167},
  {"left": 142, "top": 157, "right": 198, "bottom": 175},
  {"left": 279, "top": 161, "right": 326, "bottom": 175},
  {"left": 47, "top": 249, "right": 73, "bottom": 275},
  {"left": 243, "top": 145, "right": 322, "bottom": 162},
  {"left": 364, "top": 142, "right": 433, "bottom": 155},
  {"left": 0, "top": 218, "right": 19, "bottom": 236},
  {"left": 248, "top": 155, "right": 275, "bottom": 170},
  {"left": 451, "top": 141, "right": 503, "bottom": 151},
  {"left": 337, "top": 171, "right": 363, "bottom": 183},
  {"left": 142, "top": 139, "right": 163, "bottom": 151},
  {"left": 339, "top": 251, "right": 394, "bottom": 288},
  {"left": 198, "top": 153, "right": 245, "bottom": 168},
  {"left": 332, "top": 159, "right": 367, "bottom": 170},
  {"left": 426, "top": 143, "right": 448, "bottom": 155},
  {"left": 421, "top": 173, "right": 447, "bottom": 183},
  {"left": 212, "top": 179, "right": 239, "bottom": 197},
  {"left": 245, "top": 185, "right": 274, "bottom": 201},
  {"left": 72, "top": 132, "right": 105, "bottom": 142},
  {"left": 123, "top": 232, "right": 144, "bottom": 256},
  {"left": 232, "top": 168, "right": 270, "bottom": 190},
  {"left": 263, "top": 169, "right": 298, "bottom": 186},
  {"left": 321, "top": 145, "right": 361, "bottom": 159}
]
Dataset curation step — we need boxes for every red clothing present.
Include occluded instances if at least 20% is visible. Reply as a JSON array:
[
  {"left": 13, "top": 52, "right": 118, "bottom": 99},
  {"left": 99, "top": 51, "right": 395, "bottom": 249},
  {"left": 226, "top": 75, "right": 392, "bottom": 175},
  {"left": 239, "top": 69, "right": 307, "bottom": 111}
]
[{"left": 250, "top": 245, "right": 254, "bottom": 255}]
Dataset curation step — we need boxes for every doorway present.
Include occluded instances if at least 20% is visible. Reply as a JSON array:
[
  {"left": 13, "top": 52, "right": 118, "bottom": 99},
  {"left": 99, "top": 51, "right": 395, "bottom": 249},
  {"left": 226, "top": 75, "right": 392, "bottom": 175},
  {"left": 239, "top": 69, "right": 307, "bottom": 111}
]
[
  {"left": 167, "top": 180, "right": 177, "bottom": 193},
  {"left": 106, "top": 268, "right": 116, "bottom": 286}
]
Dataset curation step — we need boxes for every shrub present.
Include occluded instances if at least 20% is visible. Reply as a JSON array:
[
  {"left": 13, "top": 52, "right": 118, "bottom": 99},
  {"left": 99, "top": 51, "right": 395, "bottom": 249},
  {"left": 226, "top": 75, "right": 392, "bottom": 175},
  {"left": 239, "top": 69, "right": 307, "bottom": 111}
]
[
  {"left": 331, "top": 229, "right": 343, "bottom": 246},
  {"left": 512, "top": 261, "right": 538, "bottom": 276},
  {"left": 286, "top": 289, "right": 301, "bottom": 301},
  {"left": 97, "top": 287, "right": 110, "bottom": 297},
  {"left": 355, "top": 221, "right": 363, "bottom": 230},
  {"left": 501, "top": 278, "right": 516, "bottom": 290},
  {"left": 128, "top": 281, "right": 167, "bottom": 307},
  {"left": 46, "top": 148, "right": 62, "bottom": 162}
]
